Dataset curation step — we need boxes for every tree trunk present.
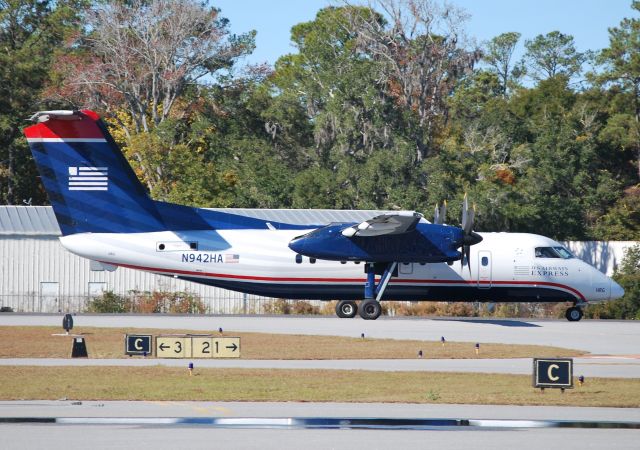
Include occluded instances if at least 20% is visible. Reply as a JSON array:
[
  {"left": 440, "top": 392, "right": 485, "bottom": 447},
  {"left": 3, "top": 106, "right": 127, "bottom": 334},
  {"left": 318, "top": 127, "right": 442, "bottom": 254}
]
[
  {"left": 6, "top": 144, "right": 15, "bottom": 205},
  {"left": 635, "top": 82, "right": 640, "bottom": 180}
]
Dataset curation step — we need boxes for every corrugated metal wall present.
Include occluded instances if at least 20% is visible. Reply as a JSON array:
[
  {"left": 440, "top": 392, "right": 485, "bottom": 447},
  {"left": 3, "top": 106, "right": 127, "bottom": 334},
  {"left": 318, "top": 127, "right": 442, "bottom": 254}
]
[
  {"left": 561, "top": 241, "right": 637, "bottom": 276},
  {"left": 0, "top": 235, "right": 272, "bottom": 313}
]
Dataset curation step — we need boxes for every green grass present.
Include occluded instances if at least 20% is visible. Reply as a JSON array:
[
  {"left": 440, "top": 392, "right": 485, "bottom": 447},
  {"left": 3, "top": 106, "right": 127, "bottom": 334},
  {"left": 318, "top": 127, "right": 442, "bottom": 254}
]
[
  {"left": 0, "top": 326, "right": 586, "bottom": 360},
  {"left": 2, "top": 366, "right": 639, "bottom": 407}
]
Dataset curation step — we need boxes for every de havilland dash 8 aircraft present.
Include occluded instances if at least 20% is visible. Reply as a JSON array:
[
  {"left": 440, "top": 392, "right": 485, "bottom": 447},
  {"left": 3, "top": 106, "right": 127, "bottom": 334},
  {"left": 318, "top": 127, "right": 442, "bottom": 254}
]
[{"left": 24, "top": 110, "right": 624, "bottom": 321}]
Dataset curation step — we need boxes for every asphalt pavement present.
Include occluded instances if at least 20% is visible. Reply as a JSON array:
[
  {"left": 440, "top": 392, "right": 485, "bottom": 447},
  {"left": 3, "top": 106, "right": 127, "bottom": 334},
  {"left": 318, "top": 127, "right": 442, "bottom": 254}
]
[{"left": 1, "top": 314, "right": 639, "bottom": 449}]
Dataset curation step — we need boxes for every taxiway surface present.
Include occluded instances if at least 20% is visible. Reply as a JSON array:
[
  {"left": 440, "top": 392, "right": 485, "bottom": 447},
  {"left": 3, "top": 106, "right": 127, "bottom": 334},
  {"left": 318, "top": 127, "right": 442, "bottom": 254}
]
[
  {"left": 1, "top": 314, "right": 639, "bottom": 355},
  {"left": 1, "top": 314, "right": 639, "bottom": 449},
  {"left": 1, "top": 401, "right": 639, "bottom": 450}
]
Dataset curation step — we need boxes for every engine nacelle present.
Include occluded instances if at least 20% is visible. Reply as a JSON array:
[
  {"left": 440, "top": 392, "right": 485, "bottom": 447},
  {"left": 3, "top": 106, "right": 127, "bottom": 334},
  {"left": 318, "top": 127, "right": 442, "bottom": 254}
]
[{"left": 288, "top": 222, "right": 464, "bottom": 263}]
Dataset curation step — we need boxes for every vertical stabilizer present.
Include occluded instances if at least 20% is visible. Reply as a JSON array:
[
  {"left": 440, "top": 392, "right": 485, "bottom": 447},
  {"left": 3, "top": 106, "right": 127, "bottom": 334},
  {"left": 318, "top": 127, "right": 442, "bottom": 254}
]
[{"left": 24, "top": 110, "right": 166, "bottom": 235}]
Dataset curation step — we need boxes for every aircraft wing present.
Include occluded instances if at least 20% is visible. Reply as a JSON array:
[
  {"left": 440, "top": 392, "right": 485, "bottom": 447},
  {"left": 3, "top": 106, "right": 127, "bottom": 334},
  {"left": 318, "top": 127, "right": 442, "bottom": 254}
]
[{"left": 341, "top": 212, "right": 423, "bottom": 237}]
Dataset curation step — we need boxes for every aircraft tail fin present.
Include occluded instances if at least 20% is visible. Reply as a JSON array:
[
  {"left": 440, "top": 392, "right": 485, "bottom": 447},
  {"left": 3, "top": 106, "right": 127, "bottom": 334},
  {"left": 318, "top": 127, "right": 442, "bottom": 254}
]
[{"left": 24, "top": 110, "right": 166, "bottom": 235}]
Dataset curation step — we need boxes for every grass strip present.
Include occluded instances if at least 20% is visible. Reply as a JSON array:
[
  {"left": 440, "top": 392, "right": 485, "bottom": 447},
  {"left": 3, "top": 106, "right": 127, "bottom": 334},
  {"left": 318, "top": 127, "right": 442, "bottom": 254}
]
[
  {"left": 0, "top": 326, "right": 585, "bottom": 360},
  {"left": 0, "top": 366, "right": 638, "bottom": 407}
]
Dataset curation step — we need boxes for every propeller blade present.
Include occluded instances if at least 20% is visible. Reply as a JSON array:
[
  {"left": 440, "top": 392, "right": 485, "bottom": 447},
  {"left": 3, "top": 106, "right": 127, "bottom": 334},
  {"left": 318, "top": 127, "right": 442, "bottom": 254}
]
[
  {"left": 434, "top": 201, "right": 447, "bottom": 225},
  {"left": 465, "top": 245, "right": 472, "bottom": 274},
  {"left": 456, "top": 195, "right": 481, "bottom": 271},
  {"left": 461, "top": 194, "right": 469, "bottom": 233},
  {"left": 465, "top": 205, "right": 475, "bottom": 235}
]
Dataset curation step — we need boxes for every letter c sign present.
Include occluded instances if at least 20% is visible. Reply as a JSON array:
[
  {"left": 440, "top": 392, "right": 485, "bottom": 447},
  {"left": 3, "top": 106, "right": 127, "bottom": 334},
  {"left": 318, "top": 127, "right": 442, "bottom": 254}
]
[{"left": 547, "top": 364, "right": 560, "bottom": 381}]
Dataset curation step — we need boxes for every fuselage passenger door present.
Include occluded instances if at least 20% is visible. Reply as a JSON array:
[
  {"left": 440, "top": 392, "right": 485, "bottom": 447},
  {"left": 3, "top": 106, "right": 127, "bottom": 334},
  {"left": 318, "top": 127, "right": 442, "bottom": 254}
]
[{"left": 477, "top": 250, "right": 492, "bottom": 289}]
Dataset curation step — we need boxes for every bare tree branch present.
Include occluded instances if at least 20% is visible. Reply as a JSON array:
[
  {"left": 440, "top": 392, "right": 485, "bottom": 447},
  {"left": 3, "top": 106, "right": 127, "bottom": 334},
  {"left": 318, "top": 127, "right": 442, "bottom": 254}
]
[
  {"left": 343, "top": 0, "right": 480, "bottom": 161},
  {"left": 52, "top": 0, "right": 253, "bottom": 134}
]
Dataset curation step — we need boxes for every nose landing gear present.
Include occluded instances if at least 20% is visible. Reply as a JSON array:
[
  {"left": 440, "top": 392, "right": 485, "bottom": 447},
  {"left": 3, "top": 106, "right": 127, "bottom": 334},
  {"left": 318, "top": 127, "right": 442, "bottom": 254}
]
[{"left": 565, "top": 306, "right": 584, "bottom": 322}]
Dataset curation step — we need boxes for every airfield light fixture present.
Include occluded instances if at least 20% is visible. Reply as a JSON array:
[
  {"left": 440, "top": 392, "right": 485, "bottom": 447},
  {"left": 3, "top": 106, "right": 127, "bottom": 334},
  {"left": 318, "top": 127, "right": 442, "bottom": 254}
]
[{"left": 63, "top": 313, "right": 73, "bottom": 334}]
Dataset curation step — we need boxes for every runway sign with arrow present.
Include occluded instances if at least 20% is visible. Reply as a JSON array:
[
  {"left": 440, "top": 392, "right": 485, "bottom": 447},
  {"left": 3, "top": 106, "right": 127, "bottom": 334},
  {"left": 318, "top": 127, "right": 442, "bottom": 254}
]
[
  {"left": 156, "top": 335, "right": 192, "bottom": 359},
  {"left": 212, "top": 337, "right": 240, "bottom": 358},
  {"left": 155, "top": 335, "right": 240, "bottom": 359}
]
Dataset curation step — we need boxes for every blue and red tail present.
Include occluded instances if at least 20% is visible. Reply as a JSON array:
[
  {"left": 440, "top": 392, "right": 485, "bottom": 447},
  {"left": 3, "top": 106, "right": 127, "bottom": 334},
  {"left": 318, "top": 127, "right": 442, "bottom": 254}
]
[
  {"left": 24, "top": 110, "right": 307, "bottom": 235},
  {"left": 24, "top": 110, "right": 167, "bottom": 235}
]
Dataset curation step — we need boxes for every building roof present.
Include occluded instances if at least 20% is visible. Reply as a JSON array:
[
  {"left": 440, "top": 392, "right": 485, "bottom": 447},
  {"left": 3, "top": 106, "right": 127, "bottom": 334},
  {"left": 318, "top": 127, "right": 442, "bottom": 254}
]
[
  {"left": 0, "top": 206, "right": 398, "bottom": 236},
  {"left": 0, "top": 206, "right": 62, "bottom": 236}
]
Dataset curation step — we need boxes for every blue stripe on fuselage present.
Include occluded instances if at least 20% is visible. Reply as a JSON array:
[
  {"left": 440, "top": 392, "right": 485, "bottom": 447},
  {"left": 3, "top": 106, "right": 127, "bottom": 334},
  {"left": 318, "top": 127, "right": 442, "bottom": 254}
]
[{"left": 175, "top": 276, "right": 578, "bottom": 302}]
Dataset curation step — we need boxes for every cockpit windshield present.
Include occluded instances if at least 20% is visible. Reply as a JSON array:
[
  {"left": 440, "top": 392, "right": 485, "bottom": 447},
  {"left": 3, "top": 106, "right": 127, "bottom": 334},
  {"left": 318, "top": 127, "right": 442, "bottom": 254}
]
[
  {"left": 535, "top": 246, "right": 575, "bottom": 259},
  {"left": 553, "top": 246, "right": 575, "bottom": 259}
]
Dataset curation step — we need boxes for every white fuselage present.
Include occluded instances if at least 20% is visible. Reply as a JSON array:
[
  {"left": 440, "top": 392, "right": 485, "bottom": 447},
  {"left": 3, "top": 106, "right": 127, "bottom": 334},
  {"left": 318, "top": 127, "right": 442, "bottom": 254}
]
[{"left": 59, "top": 229, "right": 622, "bottom": 305}]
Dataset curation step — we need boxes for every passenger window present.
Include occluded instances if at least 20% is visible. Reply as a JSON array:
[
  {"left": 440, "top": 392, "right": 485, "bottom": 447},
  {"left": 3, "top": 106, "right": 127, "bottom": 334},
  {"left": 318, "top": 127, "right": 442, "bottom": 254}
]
[
  {"left": 535, "top": 247, "right": 560, "bottom": 258},
  {"left": 481, "top": 256, "right": 489, "bottom": 266}
]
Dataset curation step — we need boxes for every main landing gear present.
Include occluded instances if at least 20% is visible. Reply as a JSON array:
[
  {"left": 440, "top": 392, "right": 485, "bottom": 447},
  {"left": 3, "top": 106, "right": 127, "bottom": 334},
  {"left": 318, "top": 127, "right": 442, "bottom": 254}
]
[
  {"left": 336, "top": 300, "right": 358, "bottom": 318},
  {"left": 565, "top": 306, "right": 584, "bottom": 322},
  {"left": 335, "top": 299, "right": 383, "bottom": 320},
  {"left": 335, "top": 262, "right": 397, "bottom": 320}
]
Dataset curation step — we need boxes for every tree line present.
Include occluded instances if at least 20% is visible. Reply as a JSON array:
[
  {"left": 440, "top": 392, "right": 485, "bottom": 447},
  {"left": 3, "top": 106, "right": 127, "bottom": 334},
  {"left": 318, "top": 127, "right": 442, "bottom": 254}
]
[
  {"left": 2, "top": 0, "right": 639, "bottom": 241},
  {"left": 1, "top": 0, "right": 638, "bottom": 318}
]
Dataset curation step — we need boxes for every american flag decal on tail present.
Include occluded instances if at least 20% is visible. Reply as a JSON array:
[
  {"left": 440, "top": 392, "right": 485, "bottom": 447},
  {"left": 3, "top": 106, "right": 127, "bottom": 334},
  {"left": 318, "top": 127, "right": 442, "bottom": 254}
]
[{"left": 68, "top": 166, "right": 108, "bottom": 191}]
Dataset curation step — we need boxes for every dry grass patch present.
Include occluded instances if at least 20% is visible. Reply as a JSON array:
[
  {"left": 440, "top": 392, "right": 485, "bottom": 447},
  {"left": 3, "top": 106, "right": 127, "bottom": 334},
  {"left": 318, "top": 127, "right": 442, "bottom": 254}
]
[
  {"left": 1, "top": 366, "right": 638, "bottom": 407},
  {"left": 0, "top": 326, "right": 586, "bottom": 360}
]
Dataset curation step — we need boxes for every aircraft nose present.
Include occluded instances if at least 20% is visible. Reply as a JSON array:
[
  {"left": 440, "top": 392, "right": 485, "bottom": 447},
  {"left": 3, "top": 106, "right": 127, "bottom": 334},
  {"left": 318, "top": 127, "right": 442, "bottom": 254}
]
[
  {"left": 610, "top": 279, "right": 625, "bottom": 300},
  {"left": 288, "top": 236, "right": 306, "bottom": 254}
]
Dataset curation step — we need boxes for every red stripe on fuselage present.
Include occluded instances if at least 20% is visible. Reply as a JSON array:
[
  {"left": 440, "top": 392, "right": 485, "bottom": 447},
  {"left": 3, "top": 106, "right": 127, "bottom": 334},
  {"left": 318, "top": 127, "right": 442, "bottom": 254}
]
[
  {"left": 23, "top": 110, "right": 104, "bottom": 140},
  {"left": 108, "top": 261, "right": 586, "bottom": 300}
]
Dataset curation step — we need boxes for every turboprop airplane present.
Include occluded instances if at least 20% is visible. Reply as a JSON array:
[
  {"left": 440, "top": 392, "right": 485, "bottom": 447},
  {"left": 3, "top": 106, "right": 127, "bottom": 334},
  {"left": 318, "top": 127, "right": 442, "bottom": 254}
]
[{"left": 23, "top": 110, "right": 624, "bottom": 321}]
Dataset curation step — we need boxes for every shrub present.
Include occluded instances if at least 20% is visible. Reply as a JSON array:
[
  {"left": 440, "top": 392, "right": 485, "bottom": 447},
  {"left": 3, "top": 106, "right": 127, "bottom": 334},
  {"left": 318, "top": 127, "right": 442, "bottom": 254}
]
[
  {"left": 291, "top": 300, "right": 320, "bottom": 315},
  {"left": 584, "top": 244, "right": 640, "bottom": 320},
  {"left": 86, "top": 291, "right": 128, "bottom": 313},
  {"left": 262, "top": 298, "right": 291, "bottom": 315},
  {"left": 262, "top": 299, "right": 321, "bottom": 315},
  {"left": 129, "top": 291, "right": 206, "bottom": 314},
  {"left": 87, "top": 290, "right": 205, "bottom": 314}
]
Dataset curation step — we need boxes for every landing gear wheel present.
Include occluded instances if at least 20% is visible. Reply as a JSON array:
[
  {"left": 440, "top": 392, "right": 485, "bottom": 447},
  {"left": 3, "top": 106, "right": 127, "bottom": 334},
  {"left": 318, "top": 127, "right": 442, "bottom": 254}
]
[
  {"left": 565, "top": 306, "right": 583, "bottom": 322},
  {"left": 359, "top": 299, "right": 382, "bottom": 320},
  {"left": 336, "top": 300, "right": 358, "bottom": 318}
]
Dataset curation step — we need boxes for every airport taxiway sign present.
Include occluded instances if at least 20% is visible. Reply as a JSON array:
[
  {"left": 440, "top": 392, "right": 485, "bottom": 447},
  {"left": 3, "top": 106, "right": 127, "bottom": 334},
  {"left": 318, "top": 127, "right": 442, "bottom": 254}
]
[
  {"left": 189, "top": 336, "right": 241, "bottom": 358},
  {"left": 533, "top": 358, "right": 573, "bottom": 389},
  {"left": 155, "top": 335, "right": 240, "bottom": 358},
  {"left": 155, "top": 336, "right": 192, "bottom": 358},
  {"left": 212, "top": 337, "right": 240, "bottom": 358},
  {"left": 125, "top": 335, "right": 152, "bottom": 356}
]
